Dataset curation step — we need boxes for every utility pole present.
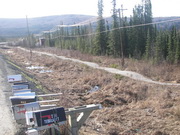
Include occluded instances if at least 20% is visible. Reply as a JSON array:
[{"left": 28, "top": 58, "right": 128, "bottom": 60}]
[
  {"left": 89, "top": 22, "right": 92, "bottom": 51},
  {"left": 60, "top": 21, "right": 64, "bottom": 50},
  {"left": 58, "top": 26, "right": 60, "bottom": 48},
  {"left": 26, "top": 15, "right": 32, "bottom": 64},
  {"left": 118, "top": 5, "right": 127, "bottom": 67}
]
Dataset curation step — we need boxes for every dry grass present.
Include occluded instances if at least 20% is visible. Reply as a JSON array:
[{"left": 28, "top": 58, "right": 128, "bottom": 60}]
[
  {"left": 35, "top": 47, "right": 180, "bottom": 83},
  {"left": 1, "top": 47, "right": 180, "bottom": 135}
]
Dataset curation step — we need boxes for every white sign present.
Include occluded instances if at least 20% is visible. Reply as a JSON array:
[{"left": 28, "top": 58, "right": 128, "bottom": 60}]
[{"left": 7, "top": 74, "right": 22, "bottom": 82}]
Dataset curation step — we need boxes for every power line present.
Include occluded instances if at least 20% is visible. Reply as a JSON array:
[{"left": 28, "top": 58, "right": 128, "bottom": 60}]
[
  {"left": 40, "top": 16, "right": 111, "bottom": 34},
  {"left": 56, "top": 16, "right": 110, "bottom": 28},
  {"left": 43, "top": 17, "right": 180, "bottom": 39}
]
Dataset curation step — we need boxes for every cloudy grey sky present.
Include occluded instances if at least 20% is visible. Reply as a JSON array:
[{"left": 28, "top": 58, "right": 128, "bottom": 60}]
[{"left": 0, "top": 0, "right": 179, "bottom": 18}]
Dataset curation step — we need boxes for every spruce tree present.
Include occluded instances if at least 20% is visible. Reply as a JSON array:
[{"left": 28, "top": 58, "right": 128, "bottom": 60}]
[
  {"left": 94, "top": 0, "right": 107, "bottom": 55},
  {"left": 105, "top": 20, "right": 110, "bottom": 55},
  {"left": 175, "top": 35, "right": 180, "bottom": 64},
  {"left": 167, "top": 34, "right": 174, "bottom": 63},
  {"left": 144, "top": 0, "right": 153, "bottom": 36},
  {"left": 145, "top": 29, "right": 151, "bottom": 59},
  {"left": 154, "top": 32, "right": 163, "bottom": 64},
  {"left": 108, "top": 0, "right": 120, "bottom": 57}
]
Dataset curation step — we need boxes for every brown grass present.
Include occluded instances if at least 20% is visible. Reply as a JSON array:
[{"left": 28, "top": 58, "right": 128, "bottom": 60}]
[
  {"left": 1, "top": 47, "right": 180, "bottom": 135},
  {"left": 35, "top": 47, "right": 180, "bottom": 83}
]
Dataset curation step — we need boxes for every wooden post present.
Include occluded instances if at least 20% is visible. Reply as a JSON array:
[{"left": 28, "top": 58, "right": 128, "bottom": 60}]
[
  {"left": 68, "top": 112, "right": 79, "bottom": 135},
  {"left": 66, "top": 104, "right": 102, "bottom": 135}
]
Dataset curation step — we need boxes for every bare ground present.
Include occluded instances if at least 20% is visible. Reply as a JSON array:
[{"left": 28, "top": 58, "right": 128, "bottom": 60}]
[
  {"left": 1, "top": 47, "right": 180, "bottom": 135},
  {"left": 0, "top": 54, "right": 18, "bottom": 135}
]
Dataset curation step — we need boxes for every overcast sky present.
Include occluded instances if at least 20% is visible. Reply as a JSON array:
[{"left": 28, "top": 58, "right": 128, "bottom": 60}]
[{"left": 0, "top": 0, "right": 179, "bottom": 18}]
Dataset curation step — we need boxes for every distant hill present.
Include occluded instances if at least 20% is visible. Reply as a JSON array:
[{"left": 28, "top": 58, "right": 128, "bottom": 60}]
[
  {"left": 0, "top": 14, "right": 180, "bottom": 37},
  {"left": 0, "top": 14, "right": 96, "bottom": 37}
]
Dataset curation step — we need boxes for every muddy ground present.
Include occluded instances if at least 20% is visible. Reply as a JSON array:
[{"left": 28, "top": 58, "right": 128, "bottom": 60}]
[{"left": 1, "top": 47, "right": 180, "bottom": 135}]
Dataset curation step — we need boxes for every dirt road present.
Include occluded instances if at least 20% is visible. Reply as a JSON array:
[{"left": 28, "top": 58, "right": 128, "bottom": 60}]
[
  {"left": 0, "top": 54, "right": 17, "bottom": 135},
  {"left": 2, "top": 46, "right": 180, "bottom": 135},
  {"left": 19, "top": 47, "right": 180, "bottom": 86}
]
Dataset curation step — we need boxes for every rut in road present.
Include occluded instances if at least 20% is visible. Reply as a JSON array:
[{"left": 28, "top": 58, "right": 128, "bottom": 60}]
[{"left": 19, "top": 47, "right": 180, "bottom": 86}]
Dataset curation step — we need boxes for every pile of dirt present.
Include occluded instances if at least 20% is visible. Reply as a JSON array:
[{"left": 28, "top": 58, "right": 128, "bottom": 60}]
[{"left": 1, "top": 47, "right": 180, "bottom": 135}]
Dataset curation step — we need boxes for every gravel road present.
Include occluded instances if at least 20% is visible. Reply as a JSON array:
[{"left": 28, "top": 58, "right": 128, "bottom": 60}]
[
  {"left": 19, "top": 47, "right": 180, "bottom": 86},
  {"left": 0, "top": 54, "right": 18, "bottom": 135}
]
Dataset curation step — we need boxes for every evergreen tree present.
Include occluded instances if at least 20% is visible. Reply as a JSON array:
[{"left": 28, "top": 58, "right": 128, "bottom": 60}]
[
  {"left": 94, "top": 0, "right": 107, "bottom": 55},
  {"left": 122, "top": 17, "right": 129, "bottom": 57},
  {"left": 105, "top": 20, "right": 110, "bottom": 55},
  {"left": 129, "top": 0, "right": 153, "bottom": 58},
  {"left": 175, "top": 35, "right": 180, "bottom": 64},
  {"left": 145, "top": 29, "right": 151, "bottom": 59},
  {"left": 132, "top": 5, "right": 145, "bottom": 57},
  {"left": 167, "top": 34, "right": 174, "bottom": 63},
  {"left": 154, "top": 32, "right": 163, "bottom": 64},
  {"left": 143, "top": 0, "right": 153, "bottom": 36},
  {"left": 127, "top": 16, "right": 135, "bottom": 57},
  {"left": 167, "top": 26, "right": 177, "bottom": 63},
  {"left": 108, "top": 0, "right": 120, "bottom": 57}
]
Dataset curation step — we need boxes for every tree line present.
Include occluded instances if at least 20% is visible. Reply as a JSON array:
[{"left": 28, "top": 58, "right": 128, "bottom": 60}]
[{"left": 42, "top": 0, "right": 180, "bottom": 65}]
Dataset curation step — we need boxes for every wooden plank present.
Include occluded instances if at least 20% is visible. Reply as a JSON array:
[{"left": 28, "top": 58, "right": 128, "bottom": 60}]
[
  {"left": 36, "top": 93, "right": 62, "bottom": 97},
  {"left": 38, "top": 99, "right": 60, "bottom": 103}
]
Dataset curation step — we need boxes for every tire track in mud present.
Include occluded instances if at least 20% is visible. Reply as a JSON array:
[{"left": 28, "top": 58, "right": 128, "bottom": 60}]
[{"left": 18, "top": 47, "right": 180, "bottom": 86}]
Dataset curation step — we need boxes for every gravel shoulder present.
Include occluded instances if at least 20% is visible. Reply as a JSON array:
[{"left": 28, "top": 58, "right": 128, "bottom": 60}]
[{"left": 0, "top": 54, "right": 18, "bottom": 135}]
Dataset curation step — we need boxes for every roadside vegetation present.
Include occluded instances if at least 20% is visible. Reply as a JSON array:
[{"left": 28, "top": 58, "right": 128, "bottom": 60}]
[
  {"left": 1, "top": 0, "right": 180, "bottom": 134},
  {"left": 27, "top": 0, "right": 179, "bottom": 67},
  {"left": 1, "top": 47, "right": 180, "bottom": 135}
]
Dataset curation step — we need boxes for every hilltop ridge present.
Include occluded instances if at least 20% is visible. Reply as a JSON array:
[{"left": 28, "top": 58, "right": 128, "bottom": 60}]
[{"left": 0, "top": 14, "right": 179, "bottom": 37}]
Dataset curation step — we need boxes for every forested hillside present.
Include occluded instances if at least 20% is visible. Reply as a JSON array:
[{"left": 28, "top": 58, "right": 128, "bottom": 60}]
[
  {"left": 0, "top": 14, "right": 95, "bottom": 37},
  {"left": 1, "top": 0, "right": 180, "bottom": 64},
  {"left": 0, "top": 14, "right": 180, "bottom": 38},
  {"left": 39, "top": 0, "right": 180, "bottom": 64}
]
